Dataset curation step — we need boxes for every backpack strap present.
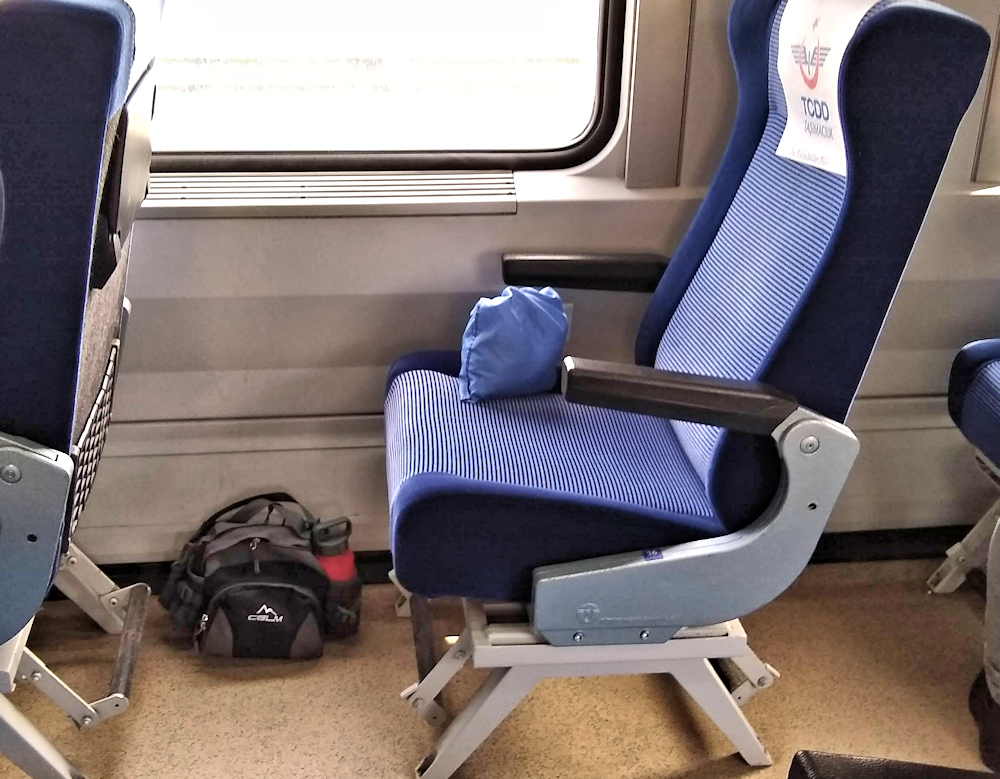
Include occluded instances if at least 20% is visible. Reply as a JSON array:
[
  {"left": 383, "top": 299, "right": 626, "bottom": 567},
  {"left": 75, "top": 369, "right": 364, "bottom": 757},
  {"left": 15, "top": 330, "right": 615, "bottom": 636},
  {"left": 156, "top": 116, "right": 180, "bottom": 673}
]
[
  {"left": 192, "top": 492, "right": 304, "bottom": 539},
  {"left": 267, "top": 500, "right": 318, "bottom": 538}
]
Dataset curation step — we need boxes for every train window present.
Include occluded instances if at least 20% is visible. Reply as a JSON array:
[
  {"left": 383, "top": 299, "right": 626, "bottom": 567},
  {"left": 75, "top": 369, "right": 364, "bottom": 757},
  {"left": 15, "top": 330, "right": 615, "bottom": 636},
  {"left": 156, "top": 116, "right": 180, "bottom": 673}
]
[{"left": 151, "top": 0, "right": 624, "bottom": 172}]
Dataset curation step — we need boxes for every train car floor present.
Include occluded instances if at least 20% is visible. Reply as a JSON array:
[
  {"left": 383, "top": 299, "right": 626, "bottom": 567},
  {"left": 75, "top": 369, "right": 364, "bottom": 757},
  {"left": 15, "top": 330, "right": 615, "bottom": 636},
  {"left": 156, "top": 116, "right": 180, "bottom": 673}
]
[{"left": 0, "top": 559, "right": 988, "bottom": 779}]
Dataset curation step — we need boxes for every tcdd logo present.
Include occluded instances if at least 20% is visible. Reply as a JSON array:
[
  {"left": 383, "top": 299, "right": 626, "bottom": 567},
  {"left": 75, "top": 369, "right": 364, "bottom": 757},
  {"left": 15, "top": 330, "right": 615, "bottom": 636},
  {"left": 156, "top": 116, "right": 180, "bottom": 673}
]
[
  {"left": 791, "top": 19, "right": 830, "bottom": 90},
  {"left": 800, "top": 97, "right": 830, "bottom": 120}
]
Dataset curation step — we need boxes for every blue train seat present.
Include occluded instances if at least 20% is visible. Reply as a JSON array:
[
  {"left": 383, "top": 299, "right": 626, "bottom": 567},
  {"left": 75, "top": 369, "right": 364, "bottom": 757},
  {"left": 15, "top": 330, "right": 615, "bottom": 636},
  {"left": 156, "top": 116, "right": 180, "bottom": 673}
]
[
  {"left": 0, "top": 2, "right": 160, "bottom": 777},
  {"left": 949, "top": 341, "right": 1000, "bottom": 470},
  {"left": 386, "top": 1, "right": 990, "bottom": 776},
  {"left": 929, "top": 341, "right": 1000, "bottom": 593}
]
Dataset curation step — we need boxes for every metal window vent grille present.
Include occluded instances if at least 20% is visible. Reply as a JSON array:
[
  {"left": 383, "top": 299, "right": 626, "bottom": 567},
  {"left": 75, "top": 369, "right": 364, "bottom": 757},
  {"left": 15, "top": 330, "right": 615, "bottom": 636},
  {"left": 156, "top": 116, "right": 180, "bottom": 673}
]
[{"left": 142, "top": 170, "right": 517, "bottom": 218}]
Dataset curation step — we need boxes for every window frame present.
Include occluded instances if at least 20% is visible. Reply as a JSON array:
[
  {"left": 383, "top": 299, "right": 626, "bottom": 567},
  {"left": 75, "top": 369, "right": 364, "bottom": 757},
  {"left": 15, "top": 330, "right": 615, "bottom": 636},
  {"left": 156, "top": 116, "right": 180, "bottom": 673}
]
[
  {"left": 973, "top": 41, "right": 1000, "bottom": 182},
  {"left": 150, "top": 0, "right": 627, "bottom": 174}
]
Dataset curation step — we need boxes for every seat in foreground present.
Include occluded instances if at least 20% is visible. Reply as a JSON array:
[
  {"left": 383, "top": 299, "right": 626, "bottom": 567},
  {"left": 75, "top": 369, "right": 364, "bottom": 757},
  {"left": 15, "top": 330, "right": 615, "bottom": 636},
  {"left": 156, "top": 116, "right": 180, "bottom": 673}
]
[
  {"left": 0, "top": 2, "right": 160, "bottom": 777},
  {"left": 384, "top": 0, "right": 990, "bottom": 776}
]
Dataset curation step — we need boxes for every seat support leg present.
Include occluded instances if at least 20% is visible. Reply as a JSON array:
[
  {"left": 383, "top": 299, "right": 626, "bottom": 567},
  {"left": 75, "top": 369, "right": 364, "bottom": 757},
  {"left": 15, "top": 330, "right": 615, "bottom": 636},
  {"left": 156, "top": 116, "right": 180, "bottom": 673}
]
[
  {"left": 410, "top": 595, "right": 439, "bottom": 681},
  {"left": 671, "top": 658, "right": 772, "bottom": 766},
  {"left": 927, "top": 496, "right": 1000, "bottom": 594},
  {"left": 0, "top": 694, "right": 87, "bottom": 779},
  {"left": 415, "top": 666, "right": 539, "bottom": 779},
  {"left": 0, "top": 577, "right": 149, "bottom": 779},
  {"left": 15, "top": 645, "right": 135, "bottom": 729},
  {"left": 389, "top": 569, "right": 412, "bottom": 618},
  {"left": 401, "top": 630, "right": 472, "bottom": 728},
  {"left": 53, "top": 543, "right": 144, "bottom": 635},
  {"left": 728, "top": 647, "right": 781, "bottom": 707},
  {"left": 0, "top": 623, "right": 32, "bottom": 695},
  {"left": 391, "top": 569, "right": 440, "bottom": 682}
]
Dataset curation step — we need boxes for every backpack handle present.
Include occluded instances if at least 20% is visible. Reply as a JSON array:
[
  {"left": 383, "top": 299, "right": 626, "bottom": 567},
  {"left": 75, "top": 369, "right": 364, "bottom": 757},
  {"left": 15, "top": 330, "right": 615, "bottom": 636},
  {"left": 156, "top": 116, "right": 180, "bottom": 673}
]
[{"left": 194, "top": 493, "right": 315, "bottom": 539}]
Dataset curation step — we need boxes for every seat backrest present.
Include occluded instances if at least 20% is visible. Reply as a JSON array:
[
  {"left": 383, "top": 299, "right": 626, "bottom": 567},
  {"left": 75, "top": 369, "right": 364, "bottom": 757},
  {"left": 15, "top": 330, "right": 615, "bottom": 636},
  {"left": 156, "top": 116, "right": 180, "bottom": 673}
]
[
  {"left": 0, "top": 0, "right": 137, "bottom": 455},
  {"left": 634, "top": 0, "right": 989, "bottom": 530}
]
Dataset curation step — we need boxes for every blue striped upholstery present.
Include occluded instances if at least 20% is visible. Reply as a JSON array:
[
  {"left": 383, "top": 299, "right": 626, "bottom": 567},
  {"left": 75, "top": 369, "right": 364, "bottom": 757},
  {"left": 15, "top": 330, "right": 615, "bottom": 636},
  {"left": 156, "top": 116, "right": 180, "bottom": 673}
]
[
  {"left": 386, "top": 0, "right": 989, "bottom": 600},
  {"left": 640, "top": 0, "right": 988, "bottom": 530},
  {"left": 955, "top": 360, "right": 1000, "bottom": 469},
  {"left": 386, "top": 370, "right": 726, "bottom": 600},
  {"left": 949, "top": 340, "right": 1000, "bottom": 429},
  {"left": 387, "top": 370, "right": 714, "bottom": 518},
  {"left": 656, "top": 1, "right": 846, "bottom": 486}
]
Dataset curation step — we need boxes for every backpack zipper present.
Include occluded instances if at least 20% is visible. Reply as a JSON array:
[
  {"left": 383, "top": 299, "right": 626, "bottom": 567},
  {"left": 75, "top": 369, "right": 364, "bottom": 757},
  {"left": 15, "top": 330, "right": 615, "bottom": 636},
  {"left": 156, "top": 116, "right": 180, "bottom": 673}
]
[
  {"left": 193, "top": 612, "right": 209, "bottom": 648},
  {"left": 250, "top": 537, "right": 261, "bottom": 574}
]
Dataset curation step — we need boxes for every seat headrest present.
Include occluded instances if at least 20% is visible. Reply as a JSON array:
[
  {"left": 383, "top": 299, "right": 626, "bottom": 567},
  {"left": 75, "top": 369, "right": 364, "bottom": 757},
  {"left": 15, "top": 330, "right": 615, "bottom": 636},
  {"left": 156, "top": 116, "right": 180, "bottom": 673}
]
[
  {"left": 771, "top": 0, "right": 982, "bottom": 178},
  {"left": 1, "top": 0, "right": 136, "bottom": 117},
  {"left": 774, "top": 0, "right": 884, "bottom": 176}
]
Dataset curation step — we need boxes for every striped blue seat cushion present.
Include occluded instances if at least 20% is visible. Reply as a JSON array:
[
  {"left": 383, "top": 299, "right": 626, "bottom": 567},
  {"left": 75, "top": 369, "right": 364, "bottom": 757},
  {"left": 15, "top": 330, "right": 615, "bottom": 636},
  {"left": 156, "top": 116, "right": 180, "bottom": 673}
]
[
  {"left": 655, "top": 0, "right": 847, "bottom": 489},
  {"left": 387, "top": 368, "right": 724, "bottom": 600},
  {"left": 387, "top": 370, "right": 713, "bottom": 514},
  {"left": 956, "top": 360, "right": 1000, "bottom": 469}
]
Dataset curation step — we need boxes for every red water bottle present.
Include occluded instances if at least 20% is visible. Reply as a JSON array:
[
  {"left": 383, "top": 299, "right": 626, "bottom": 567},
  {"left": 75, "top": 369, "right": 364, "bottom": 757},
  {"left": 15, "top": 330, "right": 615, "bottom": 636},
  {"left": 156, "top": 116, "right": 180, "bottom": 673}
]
[
  {"left": 313, "top": 517, "right": 354, "bottom": 580},
  {"left": 311, "top": 518, "right": 361, "bottom": 638}
]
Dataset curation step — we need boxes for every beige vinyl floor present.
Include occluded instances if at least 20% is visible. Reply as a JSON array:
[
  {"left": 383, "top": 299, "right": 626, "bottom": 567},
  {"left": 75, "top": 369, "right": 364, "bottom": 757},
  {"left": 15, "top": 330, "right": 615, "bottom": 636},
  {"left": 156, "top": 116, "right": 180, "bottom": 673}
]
[{"left": 0, "top": 559, "right": 991, "bottom": 779}]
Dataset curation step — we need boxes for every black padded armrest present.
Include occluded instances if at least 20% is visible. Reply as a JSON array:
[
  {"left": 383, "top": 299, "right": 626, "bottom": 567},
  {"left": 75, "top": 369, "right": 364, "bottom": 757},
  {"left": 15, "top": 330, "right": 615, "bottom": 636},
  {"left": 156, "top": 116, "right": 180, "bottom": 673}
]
[
  {"left": 562, "top": 357, "right": 798, "bottom": 436},
  {"left": 502, "top": 253, "right": 669, "bottom": 292}
]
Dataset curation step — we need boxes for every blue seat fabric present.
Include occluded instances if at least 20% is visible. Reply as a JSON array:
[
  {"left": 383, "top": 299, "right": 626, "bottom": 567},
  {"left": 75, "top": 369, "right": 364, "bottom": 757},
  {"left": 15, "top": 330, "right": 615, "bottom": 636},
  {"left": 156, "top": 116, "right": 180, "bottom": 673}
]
[
  {"left": 0, "top": 0, "right": 135, "bottom": 454},
  {"left": 386, "top": 0, "right": 989, "bottom": 601},
  {"left": 636, "top": 0, "right": 989, "bottom": 529},
  {"left": 387, "top": 370, "right": 723, "bottom": 599},
  {"left": 385, "top": 350, "right": 462, "bottom": 395},
  {"left": 949, "top": 341, "right": 1000, "bottom": 468}
]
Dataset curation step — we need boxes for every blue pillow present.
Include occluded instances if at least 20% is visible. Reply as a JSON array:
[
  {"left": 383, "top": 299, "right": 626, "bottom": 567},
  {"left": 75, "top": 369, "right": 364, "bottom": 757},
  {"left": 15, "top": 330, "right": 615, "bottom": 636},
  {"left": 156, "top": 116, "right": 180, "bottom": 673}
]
[{"left": 459, "top": 286, "right": 568, "bottom": 402}]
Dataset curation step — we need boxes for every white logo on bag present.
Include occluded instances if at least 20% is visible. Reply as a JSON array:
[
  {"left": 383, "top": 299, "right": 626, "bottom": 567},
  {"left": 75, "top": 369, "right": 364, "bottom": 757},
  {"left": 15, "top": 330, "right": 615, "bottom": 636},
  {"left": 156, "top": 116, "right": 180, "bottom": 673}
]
[{"left": 248, "top": 604, "right": 284, "bottom": 623}]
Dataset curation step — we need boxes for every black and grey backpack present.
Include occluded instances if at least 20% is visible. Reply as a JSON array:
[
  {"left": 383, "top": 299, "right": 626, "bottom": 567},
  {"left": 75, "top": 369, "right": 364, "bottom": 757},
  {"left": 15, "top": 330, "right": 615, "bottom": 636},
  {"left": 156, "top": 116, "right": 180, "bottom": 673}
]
[{"left": 160, "top": 493, "right": 361, "bottom": 659}]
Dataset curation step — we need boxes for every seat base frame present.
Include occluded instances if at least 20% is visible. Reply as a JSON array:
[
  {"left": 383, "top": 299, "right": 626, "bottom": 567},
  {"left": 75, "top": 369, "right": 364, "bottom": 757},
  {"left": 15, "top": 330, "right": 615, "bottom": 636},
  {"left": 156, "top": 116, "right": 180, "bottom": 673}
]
[
  {"left": 0, "top": 545, "right": 149, "bottom": 779},
  {"left": 928, "top": 451, "right": 1000, "bottom": 594},
  {"left": 401, "top": 599, "right": 778, "bottom": 779}
]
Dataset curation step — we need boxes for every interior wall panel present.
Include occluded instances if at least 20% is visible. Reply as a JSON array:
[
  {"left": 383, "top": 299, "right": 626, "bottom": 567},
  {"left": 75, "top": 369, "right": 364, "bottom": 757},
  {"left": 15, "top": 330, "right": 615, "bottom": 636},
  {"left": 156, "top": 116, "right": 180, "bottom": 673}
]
[
  {"left": 677, "top": 0, "right": 737, "bottom": 187},
  {"left": 76, "top": 399, "right": 998, "bottom": 562}
]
